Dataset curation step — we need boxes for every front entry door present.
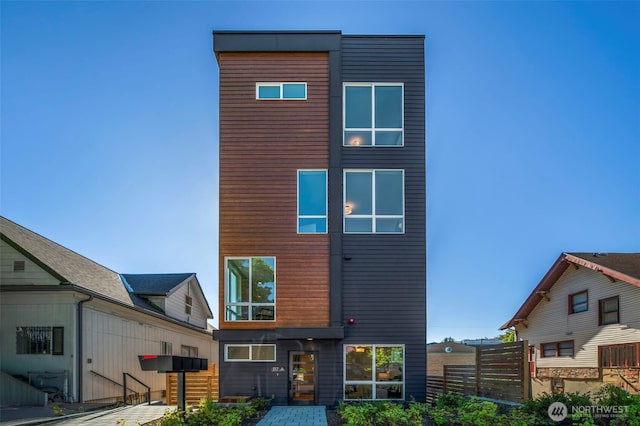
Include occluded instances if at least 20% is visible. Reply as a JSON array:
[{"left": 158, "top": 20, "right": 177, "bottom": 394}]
[{"left": 289, "top": 351, "right": 316, "bottom": 404}]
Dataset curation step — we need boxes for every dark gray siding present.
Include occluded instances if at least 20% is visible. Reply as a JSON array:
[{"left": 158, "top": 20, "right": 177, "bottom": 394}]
[
  {"left": 218, "top": 340, "right": 342, "bottom": 406},
  {"left": 339, "top": 36, "right": 426, "bottom": 400}
]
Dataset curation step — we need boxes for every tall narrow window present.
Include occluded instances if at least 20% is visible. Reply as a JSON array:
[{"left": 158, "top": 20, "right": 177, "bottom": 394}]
[
  {"left": 344, "top": 170, "right": 404, "bottom": 234},
  {"left": 225, "top": 257, "right": 276, "bottom": 321},
  {"left": 344, "top": 83, "right": 403, "bottom": 146},
  {"left": 298, "top": 170, "right": 327, "bottom": 234},
  {"left": 256, "top": 83, "right": 307, "bottom": 100},
  {"left": 599, "top": 296, "right": 619, "bottom": 325}
]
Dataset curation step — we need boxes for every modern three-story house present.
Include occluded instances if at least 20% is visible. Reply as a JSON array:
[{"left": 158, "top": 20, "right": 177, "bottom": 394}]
[{"left": 212, "top": 30, "right": 426, "bottom": 406}]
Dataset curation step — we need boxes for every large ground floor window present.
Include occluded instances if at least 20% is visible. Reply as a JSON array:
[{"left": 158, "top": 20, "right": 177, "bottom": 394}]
[{"left": 344, "top": 344, "right": 404, "bottom": 400}]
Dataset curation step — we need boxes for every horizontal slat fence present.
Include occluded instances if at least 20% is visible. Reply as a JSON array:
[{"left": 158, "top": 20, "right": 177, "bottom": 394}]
[
  {"left": 166, "top": 363, "right": 219, "bottom": 406},
  {"left": 477, "top": 341, "right": 528, "bottom": 403},
  {"left": 426, "top": 341, "right": 529, "bottom": 404}
]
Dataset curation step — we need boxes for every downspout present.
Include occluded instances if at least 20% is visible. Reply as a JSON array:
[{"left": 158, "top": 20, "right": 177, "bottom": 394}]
[{"left": 76, "top": 295, "right": 93, "bottom": 403}]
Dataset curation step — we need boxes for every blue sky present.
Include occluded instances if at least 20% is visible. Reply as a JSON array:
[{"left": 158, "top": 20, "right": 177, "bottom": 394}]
[{"left": 2, "top": 1, "right": 638, "bottom": 342}]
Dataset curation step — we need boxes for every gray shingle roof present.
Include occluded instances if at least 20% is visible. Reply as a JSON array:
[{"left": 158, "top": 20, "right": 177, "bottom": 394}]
[
  {"left": 122, "top": 273, "right": 195, "bottom": 295},
  {"left": 1, "top": 216, "right": 133, "bottom": 305}
]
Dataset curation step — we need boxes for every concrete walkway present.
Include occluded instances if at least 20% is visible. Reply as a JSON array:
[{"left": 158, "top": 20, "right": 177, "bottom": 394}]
[
  {"left": 0, "top": 403, "right": 174, "bottom": 426},
  {"left": 257, "top": 406, "right": 327, "bottom": 426}
]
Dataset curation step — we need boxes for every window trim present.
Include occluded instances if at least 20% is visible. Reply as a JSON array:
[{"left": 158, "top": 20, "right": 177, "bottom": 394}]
[
  {"left": 599, "top": 296, "right": 620, "bottom": 326},
  {"left": 540, "top": 340, "right": 574, "bottom": 358},
  {"left": 343, "top": 82, "right": 404, "bottom": 147},
  {"left": 225, "top": 344, "right": 276, "bottom": 362},
  {"left": 568, "top": 290, "right": 588, "bottom": 314},
  {"left": 224, "top": 256, "right": 276, "bottom": 322},
  {"left": 256, "top": 82, "right": 307, "bottom": 100},
  {"left": 297, "top": 169, "right": 328, "bottom": 234},
  {"left": 343, "top": 169, "right": 405, "bottom": 234},
  {"left": 343, "top": 344, "right": 405, "bottom": 400},
  {"left": 599, "top": 342, "right": 640, "bottom": 368}
]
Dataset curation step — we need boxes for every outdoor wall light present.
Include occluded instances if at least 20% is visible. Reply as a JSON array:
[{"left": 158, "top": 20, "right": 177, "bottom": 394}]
[{"left": 348, "top": 317, "right": 356, "bottom": 325}]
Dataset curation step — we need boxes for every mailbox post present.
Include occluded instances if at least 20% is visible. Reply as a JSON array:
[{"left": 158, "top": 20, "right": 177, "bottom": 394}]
[{"left": 138, "top": 355, "right": 208, "bottom": 411}]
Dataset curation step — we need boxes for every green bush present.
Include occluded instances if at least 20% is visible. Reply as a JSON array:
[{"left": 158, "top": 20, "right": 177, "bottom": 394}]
[
  {"left": 337, "top": 400, "right": 428, "bottom": 426},
  {"left": 150, "top": 397, "right": 268, "bottom": 426}
]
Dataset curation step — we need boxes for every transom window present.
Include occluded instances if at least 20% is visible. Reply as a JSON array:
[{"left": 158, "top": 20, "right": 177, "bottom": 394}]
[
  {"left": 225, "top": 257, "right": 276, "bottom": 321},
  {"left": 541, "top": 341, "right": 574, "bottom": 358},
  {"left": 256, "top": 82, "right": 306, "bottom": 100},
  {"left": 599, "top": 296, "right": 619, "bottom": 325},
  {"left": 569, "top": 290, "right": 588, "bottom": 314},
  {"left": 344, "top": 170, "right": 404, "bottom": 234},
  {"left": 600, "top": 343, "right": 639, "bottom": 368},
  {"left": 343, "top": 83, "right": 403, "bottom": 146},
  {"left": 225, "top": 344, "right": 276, "bottom": 362},
  {"left": 344, "top": 345, "right": 404, "bottom": 400},
  {"left": 16, "top": 326, "right": 63, "bottom": 355},
  {"left": 298, "top": 170, "right": 327, "bottom": 234}
]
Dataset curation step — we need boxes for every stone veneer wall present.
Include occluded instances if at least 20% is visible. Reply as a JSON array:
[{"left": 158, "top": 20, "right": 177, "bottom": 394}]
[{"left": 536, "top": 367, "right": 600, "bottom": 379}]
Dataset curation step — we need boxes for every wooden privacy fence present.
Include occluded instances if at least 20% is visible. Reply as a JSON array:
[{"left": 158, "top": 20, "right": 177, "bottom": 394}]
[
  {"left": 166, "top": 363, "right": 219, "bottom": 405},
  {"left": 426, "top": 341, "right": 530, "bottom": 404}
]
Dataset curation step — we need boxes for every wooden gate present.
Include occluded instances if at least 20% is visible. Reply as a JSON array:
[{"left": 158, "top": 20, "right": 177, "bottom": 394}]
[{"left": 166, "top": 363, "right": 219, "bottom": 405}]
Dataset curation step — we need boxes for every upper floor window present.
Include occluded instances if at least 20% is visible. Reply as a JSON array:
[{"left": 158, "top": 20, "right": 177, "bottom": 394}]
[
  {"left": 541, "top": 340, "right": 574, "bottom": 358},
  {"left": 344, "top": 83, "right": 403, "bottom": 146},
  {"left": 599, "top": 296, "right": 619, "bottom": 325},
  {"left": 298, "top": 170, "right": 327, "bottom": 234},
  {"left": 256, "top": 82, "right": 306, "bottom": 100},
  {"left": 225, "top": 257, "right": 276, "bottom": 321},
  {"left": 344, "top": 170, "right": 404, "bottom": 234},
  {"left": 16, "top": 326, "right": 63, "bottom": 355},
  {"left": 569, "top": 290, "right": 588, "bottom": 314}
]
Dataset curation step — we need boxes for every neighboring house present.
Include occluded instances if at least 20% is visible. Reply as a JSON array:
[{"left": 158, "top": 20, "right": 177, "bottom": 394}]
[
  {"left": 427, "top": 342, "right": 476, "bottom": 376},
  {"left": 0, "top": 216, "right": 217, "bottom": 405},
  {"left": 212, "top": 31, "right": 426, "bottom": 406},
  {"left": 501, "top": 252, "right": 640, "bottom": 397}
]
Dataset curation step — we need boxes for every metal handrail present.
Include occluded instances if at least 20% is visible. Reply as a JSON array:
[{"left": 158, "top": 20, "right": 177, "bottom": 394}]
[
  {"left": 123, "top": 372, "right": 151, "bottom": 405},
  {"left": 90, "top": 370, "right": 148, "bottom": 405}
]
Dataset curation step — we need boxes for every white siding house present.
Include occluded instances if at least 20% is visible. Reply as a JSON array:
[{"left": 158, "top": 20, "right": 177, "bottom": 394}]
[
  {"left": 501, "top": 252, "right": 640, "bottom": 397},
  {"left": 0, "top": 216, "right": 218, "bottom": 405}
]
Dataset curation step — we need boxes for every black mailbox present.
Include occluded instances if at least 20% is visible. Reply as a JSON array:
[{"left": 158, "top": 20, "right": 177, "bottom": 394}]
[
  {"left": 138, "top": 355, "right": 209, "bottom": 411},
  {"left": 138, "top": 355, "right": 208, "bottom": 373}
]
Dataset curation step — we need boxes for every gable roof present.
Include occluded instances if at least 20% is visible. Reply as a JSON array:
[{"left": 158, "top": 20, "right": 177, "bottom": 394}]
[
  {"left": 1, "top": 216, "right": 133, "bottom": 305},
  {"left": 1, "top": 216, "right": 213, "bottom": 322},
  {"left": 500, "top": 252, "right": 640, "bottom": 330},
  {"left": 122, "top": 273, "right": 195, "bottom": 295}
]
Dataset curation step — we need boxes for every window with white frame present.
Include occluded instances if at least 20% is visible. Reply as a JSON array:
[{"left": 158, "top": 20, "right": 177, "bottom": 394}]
[
  {"left": 225, "top": 257, "right": 276, "bottom": 321},
  {"left": 225, "top": 344, "right": 276, "bottom": 362},
  {"left": 16, "top": 326, "right": 64, "bottom": 355},
  {"left": 298, "top": 170, "right": 327, "bottom": 234},
  {"left": 343, "top": 83, "right": 403, "bottom": 146},
  {"left": 344, "top": 345, "right": 404, "bottom": 400},
  {"left": 344, "top": 170, "right": 404, "bottom": 233},
  {"left": 256, "top": 83, "right": 307, "bottom": 100}
]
